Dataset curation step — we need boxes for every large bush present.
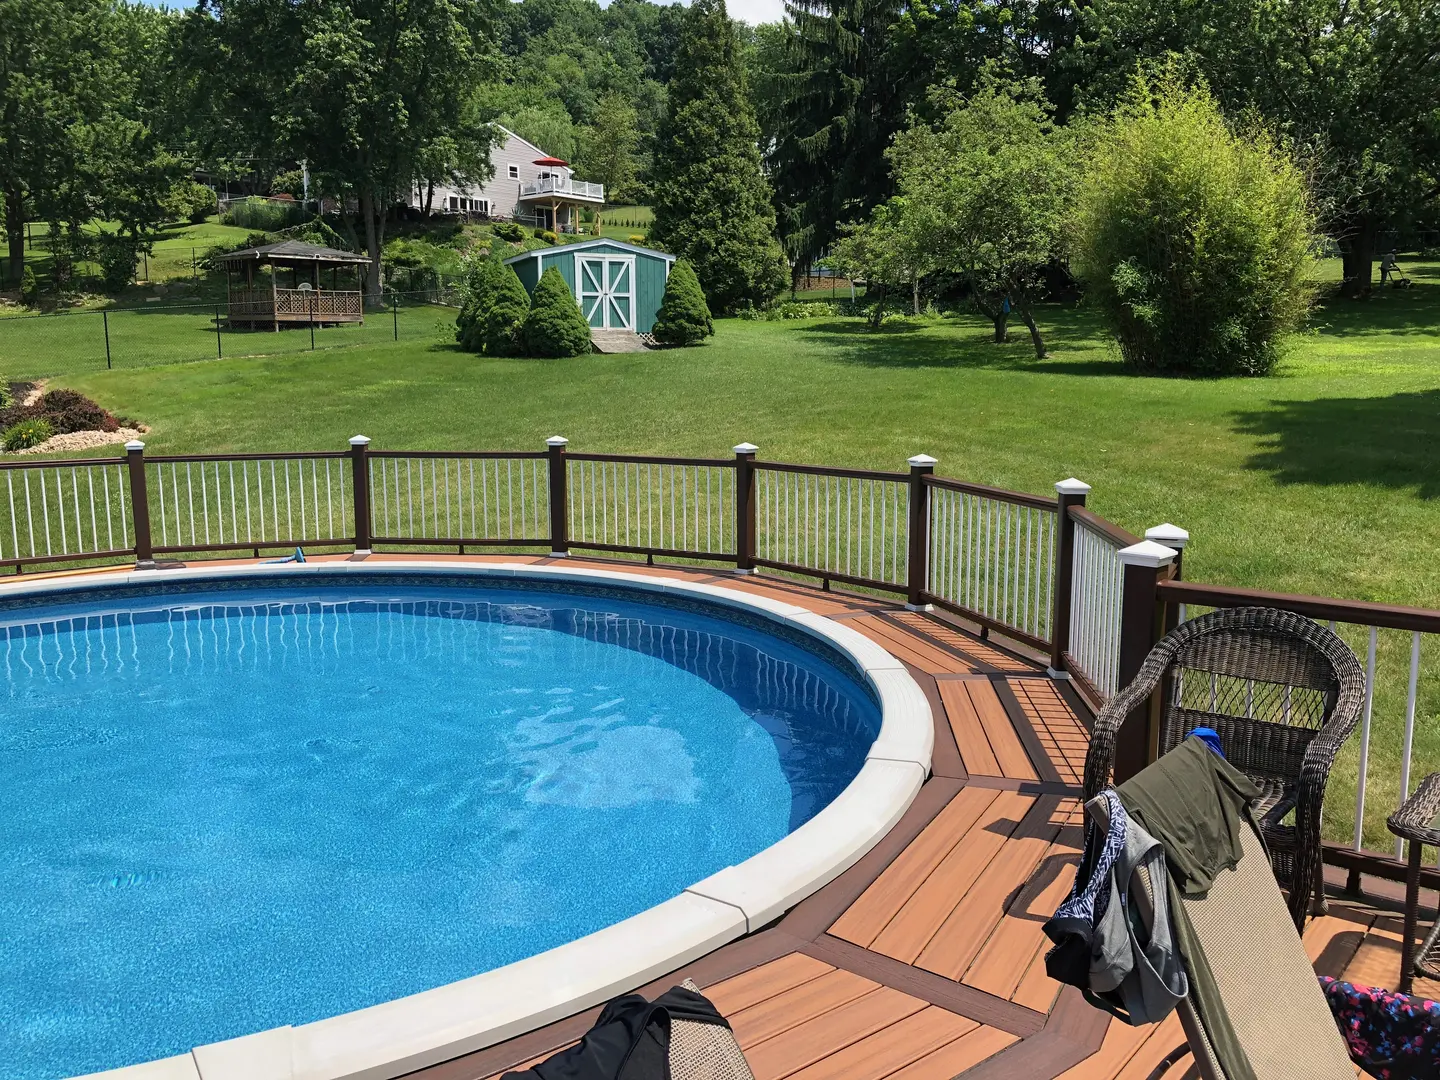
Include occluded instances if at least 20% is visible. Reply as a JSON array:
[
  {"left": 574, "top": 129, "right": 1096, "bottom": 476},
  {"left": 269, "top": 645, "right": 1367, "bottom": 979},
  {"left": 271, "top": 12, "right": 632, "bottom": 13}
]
[
  {"left": 455, "top": 257, "right": 530, "bottom": 355},
  {"left": 1072, "top": 78, "right": 1315, "bottom": 376},
  {"left": 652, "top": 259, "right": 713, "bottom": 345},
  {"left": 221, "top": 196, "right": 306, "bottom": 232},
  {"left": 522, "top": 267, "right": 592, "bottom": 357},
  {"left": 165, "top": 180, "right": 217, "bottom": 225}
]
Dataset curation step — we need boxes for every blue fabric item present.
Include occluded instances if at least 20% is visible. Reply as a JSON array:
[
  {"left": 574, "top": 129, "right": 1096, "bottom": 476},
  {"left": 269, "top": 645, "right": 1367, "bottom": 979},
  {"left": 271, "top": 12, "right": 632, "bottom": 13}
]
[{"left": 1188, "top": 727, "right": 1224, "bottom": 758}]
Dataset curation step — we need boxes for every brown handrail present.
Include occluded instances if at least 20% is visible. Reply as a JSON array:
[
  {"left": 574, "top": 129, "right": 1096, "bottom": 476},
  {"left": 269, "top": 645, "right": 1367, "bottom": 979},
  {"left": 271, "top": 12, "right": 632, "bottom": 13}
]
[
  {"left": 0, "top": 456, "right": 127, "bottom": 471},
  {"left": 923, "top": 474, "right": 1056, "bottom": 511},
  {"left": 369, "top": 450, "right": 547, "bottom": 460},
  {"left": 1157, "top": 578, "right": 1440, "bottom": 635},
  {"left": 754, "top": 460, "right": 908, "bottom": 483},
  {"left": 568, "top": 452, "right": 736, "bottom": 468},
  {"left": 1068, "top": 504, "right": 1142, "bottom": 549},
  {"left": 146, "top": 451, "right": 347, "bottom": 463}
]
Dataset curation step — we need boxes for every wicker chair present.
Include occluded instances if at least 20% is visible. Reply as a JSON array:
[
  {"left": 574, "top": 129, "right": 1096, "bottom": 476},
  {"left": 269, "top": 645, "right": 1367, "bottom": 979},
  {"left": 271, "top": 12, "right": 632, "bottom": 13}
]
[{"left": 1082, "top": 606, "right": 1366, "bottom": 932}]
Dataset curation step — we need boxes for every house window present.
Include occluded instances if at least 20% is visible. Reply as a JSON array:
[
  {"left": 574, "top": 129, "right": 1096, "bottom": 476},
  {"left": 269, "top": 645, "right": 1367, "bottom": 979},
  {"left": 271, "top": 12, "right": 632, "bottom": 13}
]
[
  {"left": 477, "top": 199, "right": 490, "bottom": 216},
  {"left": 508, "top": 165, "right": 519, "bottom": 179},
  {"left": 448, "top": 196, "right": 459, "bottom": 210}
]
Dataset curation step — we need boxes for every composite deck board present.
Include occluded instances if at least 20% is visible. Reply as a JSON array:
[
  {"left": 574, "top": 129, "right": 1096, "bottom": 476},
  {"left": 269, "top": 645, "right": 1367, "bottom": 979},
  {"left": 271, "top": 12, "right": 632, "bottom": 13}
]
[
  {"left": 741, "top": 987, "right": 928, "bottom": 1079},
  {"left": 868, "top": 790, "right": 1037, "bottom": 964},
  {"left": 939, "top": 680, "right": 1003, "bottom": 776},
  {"left": 781, "top": 1005, "right": 978, "bottom": 1080},
  {"left": 970, "top": 677, "right": 1038, "bottom": 780},
  {"left": 890, "top": 610, "right": 1038, "bottom": 672},
  {"left": 726, "top": 968, "right": 880, "bottom": 1048},
  {"left": 882, "top": 1024, "right": 1019, "bottom": 1079},
  {"left": 850, "top": 615, "right": 979, "bottom": 675},
  {"left": 1007, "top": 678, "right": 1089, "bottom": 785},
  {"left": 829, "top": 786, "right": 1001, "bottom": 949},
  {"left": 704, "top": 953, "right": 837, "bottom": 1015}
]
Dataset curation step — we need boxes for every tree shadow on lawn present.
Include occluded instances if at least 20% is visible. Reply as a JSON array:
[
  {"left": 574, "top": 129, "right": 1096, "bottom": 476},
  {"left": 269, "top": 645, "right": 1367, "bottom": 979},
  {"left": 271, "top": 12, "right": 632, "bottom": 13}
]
[
  {"left": 794, "top": 313, "right": 1124, "bottom": 377},
  {"left": 1234, "top": 390, "right": 1440, "bottom": 498},
  {"left": 1311, "top": 280, "right": 1440, "bottom": 338}
]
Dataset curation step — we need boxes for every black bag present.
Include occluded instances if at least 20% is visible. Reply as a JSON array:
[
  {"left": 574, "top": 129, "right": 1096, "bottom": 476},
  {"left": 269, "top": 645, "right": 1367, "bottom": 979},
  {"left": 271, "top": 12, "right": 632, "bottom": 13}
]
[{"left": 503, "top": 985, "right": 732, "bottom": 1080}]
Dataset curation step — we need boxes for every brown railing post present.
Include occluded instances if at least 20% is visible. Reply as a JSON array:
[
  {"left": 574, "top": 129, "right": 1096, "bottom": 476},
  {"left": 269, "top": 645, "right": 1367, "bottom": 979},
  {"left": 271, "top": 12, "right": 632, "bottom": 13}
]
[
  {"left": 1145, "top": 523, "right": 1189, "bottom": 635},
  {"left": 547, "top": 436, "right": 569, "bottom": 556},
  {"left": 905, "top": 454, "right": 936, "bottom": 609},
  {"left": 126, "top": 440, "right": 154, "bottom": 569},
  {"left": 1113, "top": 540, "right": 1178, "bottom": 784},
  {"left": 733, "top": 442, "right": 758, "bottom": 573},
  {"left": 349, "top": 435, "right": 372, "bottom": 554},
  {"left": 1049, "top": 478, "right": 1091, "bottom": 674}
]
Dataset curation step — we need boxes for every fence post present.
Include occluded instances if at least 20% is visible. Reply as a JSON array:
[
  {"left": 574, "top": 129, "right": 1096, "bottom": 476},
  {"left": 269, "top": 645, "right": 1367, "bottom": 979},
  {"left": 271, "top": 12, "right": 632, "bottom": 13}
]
[
  {"left": 126, "top": 440, "right": 154, "bottom": 569},
  {"left": 103, "top": 310, "right": 112, "bottom": 369},
  {"left": 906, "top": 454, "right": 937, "bottom": 609},
  {"left": 733, "top": 443, "right": 758, "bottom": 573},
  {"left": 349, "top": 435, "right": 372, "bottom": 554},
  {"left": 392, "top": 295, "right": 398, "bottom": 341},
  {"left": 1049, "top": 478, "right": 1092, "bottom": 675},
  {"left": 309, "top": 290, "right": 316, "bottom": 350},
  {"left": 215, "top": 306, "right": 222, "bottom": 359},
  {"left": 1145, "top": 523, "right": 1189, "bottom": 635},
  {"left": 547, "top": 436, "right": 569, "bottom": 556},
  {"left": 1113, "top": 540, "right": 1178, "bottom": 784}
]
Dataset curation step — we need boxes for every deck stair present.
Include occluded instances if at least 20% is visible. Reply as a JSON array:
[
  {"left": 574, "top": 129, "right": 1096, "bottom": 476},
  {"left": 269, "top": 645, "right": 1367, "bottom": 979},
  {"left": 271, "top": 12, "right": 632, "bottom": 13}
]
[{"left": 590, "top": 328, "right": 649, "bottom": 353}]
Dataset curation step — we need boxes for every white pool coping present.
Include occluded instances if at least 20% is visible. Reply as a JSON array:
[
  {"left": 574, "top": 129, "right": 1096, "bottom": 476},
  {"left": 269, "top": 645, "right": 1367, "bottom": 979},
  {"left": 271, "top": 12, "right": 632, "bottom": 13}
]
[{"left": 23, "top": 561, "right": 933, "bottom": 1080}]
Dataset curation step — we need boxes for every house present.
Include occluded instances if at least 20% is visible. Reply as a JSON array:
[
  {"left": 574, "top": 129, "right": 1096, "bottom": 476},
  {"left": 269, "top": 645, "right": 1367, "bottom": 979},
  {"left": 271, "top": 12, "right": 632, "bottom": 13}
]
[
  {"left": 411, "top": 126, "right": 604, "bottom": 233},
  {"left": 504, "top": 240, "right": 675, "bottom": 333}
]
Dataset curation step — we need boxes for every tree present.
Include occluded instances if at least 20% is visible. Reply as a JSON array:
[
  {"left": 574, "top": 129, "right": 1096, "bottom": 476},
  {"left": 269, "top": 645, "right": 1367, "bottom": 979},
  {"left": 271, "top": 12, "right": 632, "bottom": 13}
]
[
  {"left": 652, "top": 259, "right": 712, "bottom": 344},
  {"left": 456, "top": 256, "right": 529, "bottom": 354},
  {"left": 198, "top": 0, "right": 501, "bottom": 302},
  {"left": 577, "top": 93, "right": 640, "bottom": 201},
  {"left": 649, "top": 0, "right": 787, "bottom": 313},
  {"left": 885, "top": 79, "right": 1074, "bottom": 357},
  {"left": 829, "top": 198, "right": 929, "bottom": 329},
  {"left": 1072, "top": 76, "right": 1315, "bottom": 376},
  {"left": 523, "top": 266, "right": 592, "bottom": 356}
]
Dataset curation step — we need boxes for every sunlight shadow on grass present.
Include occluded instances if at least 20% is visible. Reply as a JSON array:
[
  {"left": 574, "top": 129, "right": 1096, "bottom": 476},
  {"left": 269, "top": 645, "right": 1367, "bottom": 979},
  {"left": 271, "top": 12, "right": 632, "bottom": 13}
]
[
  {"left": 1234, "top": 390, "right": 1440, "bottom": 498},
  {"left": 1312, "top": 282, "right": 1440, "bottom": 338}
]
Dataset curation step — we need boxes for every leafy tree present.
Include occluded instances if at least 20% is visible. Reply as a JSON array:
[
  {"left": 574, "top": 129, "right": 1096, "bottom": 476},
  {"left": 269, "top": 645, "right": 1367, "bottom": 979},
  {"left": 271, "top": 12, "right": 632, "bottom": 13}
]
[
  {"left": 494, "top": 99, "right": 579, "bottom": 161},
  {"left": 19, "top": 264, "right": 36, "bottom": 307},
  {"left": 523, "top": 266, "right": 592, "bottom": 356},
  {"left": 649, "top": 0, "right": 787, "bottom": 313},
  {"left": 829, "top": 198, "right": 929, "bottom": 329},
  {"left": 885, "top": 79, "right": 1074, "bottom": 356},
  {"left": 652, "top": 259, "right": 712, "bottom": 344},
  {"left": 1072, "top": 76, "right": 1315, "bottom": 376},
  {"left": 577, "top": 93, "right": 640, "bottom": 201}
]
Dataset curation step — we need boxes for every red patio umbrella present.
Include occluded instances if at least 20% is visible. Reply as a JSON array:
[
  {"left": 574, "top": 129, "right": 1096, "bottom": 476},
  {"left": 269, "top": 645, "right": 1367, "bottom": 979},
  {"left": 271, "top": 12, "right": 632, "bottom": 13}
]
[{"left": 533, "top": 156, "right": 569, "bottom": 167}]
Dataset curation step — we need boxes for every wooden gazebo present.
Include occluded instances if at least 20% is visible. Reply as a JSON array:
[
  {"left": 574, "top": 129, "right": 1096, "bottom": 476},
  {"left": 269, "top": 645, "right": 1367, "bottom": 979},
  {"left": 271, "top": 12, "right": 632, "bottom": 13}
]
[{"left": 217, "top": 240, "right": 369, "bottom": 329}]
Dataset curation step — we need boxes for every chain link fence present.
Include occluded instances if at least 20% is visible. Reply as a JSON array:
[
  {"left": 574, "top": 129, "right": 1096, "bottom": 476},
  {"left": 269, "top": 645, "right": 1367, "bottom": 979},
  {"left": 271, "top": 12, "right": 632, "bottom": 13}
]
[{"left": 0, "top": 290, "right": 460, "bottom": 380}]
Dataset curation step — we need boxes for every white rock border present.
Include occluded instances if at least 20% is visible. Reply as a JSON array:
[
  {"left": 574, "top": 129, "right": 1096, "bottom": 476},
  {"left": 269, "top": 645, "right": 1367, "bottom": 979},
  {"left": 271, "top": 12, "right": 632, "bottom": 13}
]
[{"left": 22, "top": 561, "right": 934, "bottom": 1080}]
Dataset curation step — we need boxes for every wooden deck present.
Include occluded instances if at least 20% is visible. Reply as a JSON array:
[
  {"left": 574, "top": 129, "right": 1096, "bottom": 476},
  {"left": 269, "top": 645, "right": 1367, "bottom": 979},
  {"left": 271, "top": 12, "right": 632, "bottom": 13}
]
[{"left": 21, "top": 554, "right": 1420, "bottom": 1079}]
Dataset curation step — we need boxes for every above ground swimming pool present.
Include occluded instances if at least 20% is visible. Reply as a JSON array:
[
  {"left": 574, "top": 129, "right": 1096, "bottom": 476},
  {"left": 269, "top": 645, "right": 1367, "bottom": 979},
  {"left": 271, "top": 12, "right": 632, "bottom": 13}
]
[{"left": 0, "top": 568, "right": 894, "bottom": 1080}]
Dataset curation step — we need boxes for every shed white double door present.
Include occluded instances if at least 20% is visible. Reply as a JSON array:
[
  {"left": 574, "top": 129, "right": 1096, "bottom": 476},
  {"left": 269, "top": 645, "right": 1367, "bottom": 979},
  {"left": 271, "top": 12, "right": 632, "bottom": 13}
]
[{"left": 575, "top": 255, "right": 634, "bottom": 330}]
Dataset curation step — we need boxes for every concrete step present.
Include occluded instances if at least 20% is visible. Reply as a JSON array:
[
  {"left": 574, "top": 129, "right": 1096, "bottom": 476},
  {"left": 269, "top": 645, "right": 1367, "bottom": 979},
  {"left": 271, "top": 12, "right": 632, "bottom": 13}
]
[{"left": 590, "top": 328, "right": 649, "bottom": 353}]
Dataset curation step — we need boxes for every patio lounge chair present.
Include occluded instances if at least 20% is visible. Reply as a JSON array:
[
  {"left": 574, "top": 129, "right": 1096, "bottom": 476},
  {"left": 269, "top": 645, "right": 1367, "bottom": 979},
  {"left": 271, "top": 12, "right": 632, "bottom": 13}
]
[{"left": 1082, "top": 607, "right": 1366, "bottom": 931}]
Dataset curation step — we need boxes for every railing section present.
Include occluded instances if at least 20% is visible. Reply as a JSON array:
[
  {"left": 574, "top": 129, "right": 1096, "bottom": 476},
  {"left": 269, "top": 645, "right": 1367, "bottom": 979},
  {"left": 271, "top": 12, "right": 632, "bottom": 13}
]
[
  {"left": 567, "top": 454, "right": 735, "bottom": 561},
  {"left": 0, "top": 458, "right": 133, "bottom": 568},
  {"left": 924, "top": 477, "right": 1057, "bottom": 647},
  {"left": 1065, "top": 507, "right": 1133, "bottom": 698},
  {"left": 146, "top": 453, "right": 351, "bottom": 555},
  {"left": 367, "top": 452, "right": 549, "bottom": 548},
  {"left": 753, "top": 462, "right": 910, "bottom": 593}
]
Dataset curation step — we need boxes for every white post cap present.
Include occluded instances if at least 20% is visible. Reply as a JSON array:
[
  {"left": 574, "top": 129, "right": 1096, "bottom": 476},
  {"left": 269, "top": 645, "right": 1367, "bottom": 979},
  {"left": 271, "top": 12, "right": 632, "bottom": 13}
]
[
  {"left": 1118, "top": 540, "right": 1177, "bottom": 568},
  {"left": 546, "top": 435, "right": 569, "bottom": 447},
  {"left": 733, "top": 442, "right": 759, "bottom": 454},
  {"left": 907, "top": 454, "right": 938, "bottom": 468},
  {"left": 1055, "top": 477, "right": 1091, "bottom": 495},
  {"left": 124, "top": 440, "right": 145, "bottom": 452},
  {"left": 1145, "top": 523, "right": 1190, "bottom": 550},
  {"left": 349, "top": 435, "right": 371, "bottom": 446}
]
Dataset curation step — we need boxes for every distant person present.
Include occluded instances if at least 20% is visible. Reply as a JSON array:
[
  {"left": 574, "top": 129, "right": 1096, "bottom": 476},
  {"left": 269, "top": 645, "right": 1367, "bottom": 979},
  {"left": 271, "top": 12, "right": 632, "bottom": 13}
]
[{"left": 1380, "top": 249, "right": 1402, "bottom": 285}]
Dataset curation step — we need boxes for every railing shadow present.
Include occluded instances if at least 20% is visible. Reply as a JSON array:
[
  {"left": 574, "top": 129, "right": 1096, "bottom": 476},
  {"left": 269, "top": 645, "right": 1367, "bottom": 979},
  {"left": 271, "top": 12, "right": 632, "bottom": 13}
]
[{"left": 1233, "top": 389, "right": 1440, "bottom": 498}]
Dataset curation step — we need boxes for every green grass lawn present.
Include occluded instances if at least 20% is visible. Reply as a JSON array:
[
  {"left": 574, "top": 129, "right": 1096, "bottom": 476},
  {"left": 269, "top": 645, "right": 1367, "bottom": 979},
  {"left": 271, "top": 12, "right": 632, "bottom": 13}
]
[{"left": 13, "top": 255, "right": 1439, "bottom": 848}]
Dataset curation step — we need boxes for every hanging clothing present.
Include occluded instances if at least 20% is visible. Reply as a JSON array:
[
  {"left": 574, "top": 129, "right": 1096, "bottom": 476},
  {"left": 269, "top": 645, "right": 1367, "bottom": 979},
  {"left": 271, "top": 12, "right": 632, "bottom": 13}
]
[
  {"left": 1044, "top": 789, "right": 1187, "bottom": 1025},
  {"left": 503, "top": 985, "right": 734, "bottom": 1080},
  {"left": 1116, "top": 735, "right": 1265, "bottom": 1080}
]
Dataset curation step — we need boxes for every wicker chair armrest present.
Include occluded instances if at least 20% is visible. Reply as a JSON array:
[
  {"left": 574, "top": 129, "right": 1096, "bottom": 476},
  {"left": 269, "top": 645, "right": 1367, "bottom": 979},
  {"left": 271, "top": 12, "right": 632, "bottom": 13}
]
[{"left": 1082, "top": 651, "right": 1174, "bottom": 801}]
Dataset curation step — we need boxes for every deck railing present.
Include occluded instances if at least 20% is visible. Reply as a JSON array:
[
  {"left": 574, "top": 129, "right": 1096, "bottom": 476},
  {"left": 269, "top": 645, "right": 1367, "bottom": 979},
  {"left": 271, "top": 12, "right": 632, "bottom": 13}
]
[
  {"left": 7, "top": 435, "right": 1440, "bottom": 895},
  {"left": 518, "top": 177, "right": 605, "bottom": 201}
]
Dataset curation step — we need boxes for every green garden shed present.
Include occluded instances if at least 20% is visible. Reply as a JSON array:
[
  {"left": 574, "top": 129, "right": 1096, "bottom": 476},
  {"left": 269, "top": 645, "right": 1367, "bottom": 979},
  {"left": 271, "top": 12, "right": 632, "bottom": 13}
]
[{"left": 505, "top": 240, "right": 676, "bottom": 333}]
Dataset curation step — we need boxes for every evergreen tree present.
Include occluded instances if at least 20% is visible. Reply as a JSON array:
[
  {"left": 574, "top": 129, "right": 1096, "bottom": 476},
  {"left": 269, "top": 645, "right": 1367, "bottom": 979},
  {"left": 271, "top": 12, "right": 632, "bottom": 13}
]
[
  {"left": 481, "top": 265, "right": 531, "bottom": 356},
  {"left": 523, "top": 266, "right": 593, "bottom": 357},
  {"left": 652, "top": 259, "right": 712, "bottom": 345},
  {"left": 648, "top": 0, "right": 787, "bottom": 314},
  {"left": 455, "top": 257, "right": 504, "bottom": 352}
]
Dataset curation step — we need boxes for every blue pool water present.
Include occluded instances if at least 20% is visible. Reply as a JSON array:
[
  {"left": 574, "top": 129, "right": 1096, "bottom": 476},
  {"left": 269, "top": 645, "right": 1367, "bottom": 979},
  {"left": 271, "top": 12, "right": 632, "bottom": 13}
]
[{"left": 0, "top": 575, "right": 880, "bottom": 1079}]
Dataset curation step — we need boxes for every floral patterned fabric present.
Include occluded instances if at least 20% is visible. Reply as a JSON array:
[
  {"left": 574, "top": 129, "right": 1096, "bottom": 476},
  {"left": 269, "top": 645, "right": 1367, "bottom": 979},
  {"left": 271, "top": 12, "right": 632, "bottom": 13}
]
[{"left": 1320, "top": 977, "right": 1440, "bottom": 1079}]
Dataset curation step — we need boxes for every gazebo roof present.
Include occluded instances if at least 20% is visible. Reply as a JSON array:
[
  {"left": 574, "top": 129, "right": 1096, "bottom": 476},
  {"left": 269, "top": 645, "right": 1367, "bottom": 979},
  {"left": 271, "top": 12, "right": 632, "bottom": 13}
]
[{"left": 216, "top": 240, "right": 369, "bottom": 266}]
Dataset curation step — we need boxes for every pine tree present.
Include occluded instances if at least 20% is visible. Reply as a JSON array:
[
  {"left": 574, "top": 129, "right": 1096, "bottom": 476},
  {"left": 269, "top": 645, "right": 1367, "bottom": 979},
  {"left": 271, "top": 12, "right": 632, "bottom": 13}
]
[
  {"left": 522, "top": 267, "right": 593, "bottom": 357},
  {"left": 481, "top": 265, "right": 531, "bottom": 356},
  {"left": 652, "top": 259, "right": 712, "bottom": 345},
  {"left": 648, "top": 0, "right": 787, "bottom": 314},
  {"left": 455, "top": 257, "right": 504, "bottom": 353}
]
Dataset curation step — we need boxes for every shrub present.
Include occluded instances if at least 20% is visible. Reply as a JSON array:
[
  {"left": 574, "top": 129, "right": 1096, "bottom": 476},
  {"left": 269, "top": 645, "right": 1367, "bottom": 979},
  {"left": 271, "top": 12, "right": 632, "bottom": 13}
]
[
  {"left": 221, "top": 196, "right": 306, "bottom": 232},
  {"left": 96, "top": 234, "right": 141, "bottom": 292},
  {"left": 738, "top": 299, "right": 840, "bottom": 321},
  {"left": 1072, "top": 76, "right": 1315, "bottom": 376},
  {"left": 165, "top": 179, "right": 217, "bottom": 225},
  {"left": 35, "top": 389, "right": 119, "bottom": 433},
  {"left": 652, "top": 259, "right": 713, "bottom": 345},
  {"left": 455, "top": 257, "right": 530, "bottom": 355},
  {"left": 0, "top": 381, "right": 12, "bottom": 410},
  {"left": 493, "top": 222, "right": 525, "bottom": 243},
  {"left": 628, "top": 234, "right": 646, "bottom": 245},
  {"left": 4, "top": 418, "right": 53, "bottom": 451},
  {"left": 522, "top": 266, "right": 592, "bottom": 357},
  {"left": 20, "top": 266, "right": 37, "bottom": 307}
]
